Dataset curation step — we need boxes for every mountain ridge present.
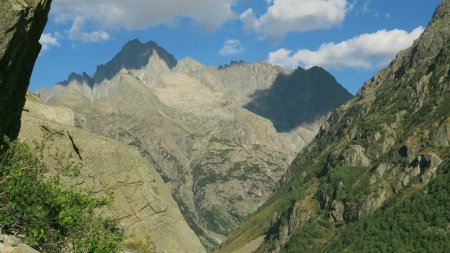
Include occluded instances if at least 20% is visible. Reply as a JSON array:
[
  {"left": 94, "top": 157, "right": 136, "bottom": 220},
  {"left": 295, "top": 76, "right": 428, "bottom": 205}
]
[
  {"left": 218, "top": 0, "right": 449, "bottom": 252},
  {"left": 37, "top": 38, "right": 354, "bottom": 251},
  {"left": 56, "top": 39, "right": 177, "bottom": 88}
]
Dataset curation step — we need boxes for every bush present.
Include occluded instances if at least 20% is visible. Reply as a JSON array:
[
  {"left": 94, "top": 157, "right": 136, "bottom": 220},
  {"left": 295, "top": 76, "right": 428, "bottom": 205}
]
[{"left": 0, "top": 138, "right": 124, "bottom": 252}]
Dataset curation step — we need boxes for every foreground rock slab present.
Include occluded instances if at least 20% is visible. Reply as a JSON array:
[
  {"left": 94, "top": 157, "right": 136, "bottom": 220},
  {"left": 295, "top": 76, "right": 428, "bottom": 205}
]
[{"left": 0, "top": 0, "right": 51, "bottom": 139}]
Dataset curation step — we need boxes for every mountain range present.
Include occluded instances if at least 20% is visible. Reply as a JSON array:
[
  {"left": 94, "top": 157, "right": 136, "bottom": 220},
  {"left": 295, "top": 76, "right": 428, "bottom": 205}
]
[
  {"left": 1, "top": 0, "right": 448, "bottom": 252},
  {"left": 37, "top": 38, "right": 352, "bottom": 251}
]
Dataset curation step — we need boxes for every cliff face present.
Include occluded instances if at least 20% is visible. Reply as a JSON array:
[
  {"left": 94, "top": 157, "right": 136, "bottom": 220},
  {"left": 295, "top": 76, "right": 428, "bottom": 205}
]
[
  {"left": 19, "top": 95, "right": 206, "bottom": 253},
  {"left": 0, "top": 0, "right": 52, "bottom": 139},
  {"left": 219, "top": 0, "right": 449, "bottom": 252},
  {"left": 173, "top": 59, "right": 352, "bottom": 151}
]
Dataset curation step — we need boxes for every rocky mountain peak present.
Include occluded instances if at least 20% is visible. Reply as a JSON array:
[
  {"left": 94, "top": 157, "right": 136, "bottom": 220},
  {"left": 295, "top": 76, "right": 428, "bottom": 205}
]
[
  {"left": 307, "top": 66, "right": 328, "bottom": 74},
  {"left": 56, "top": 39, "right": 177, "bottom": 88},
  {"left": 94, "top": 39, "right": 177, "bottom": 83},
  {"left": 64, "top": 72, "right": 94, "bottom": 87}
]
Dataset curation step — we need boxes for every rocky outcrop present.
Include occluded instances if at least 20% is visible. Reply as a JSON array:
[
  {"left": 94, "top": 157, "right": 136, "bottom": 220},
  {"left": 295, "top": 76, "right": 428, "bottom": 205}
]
[
  {"left": 0, "top": 233, "right": 39, "bottom": 253},
  {"left": 19, "top": 97, "right": 206, "bottom": 253},
  {"left": 0, "top": 0, "right": 51, "bottom": 139}
]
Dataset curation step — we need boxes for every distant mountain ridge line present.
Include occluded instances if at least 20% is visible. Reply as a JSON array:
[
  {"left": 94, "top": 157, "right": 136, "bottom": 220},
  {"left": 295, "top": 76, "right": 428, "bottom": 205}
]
[
  {"left": 42, "top": 38, "right": 352, "bottom": 135},
  {"left": 36, "top": 37, "right": 355, "bottom": 251}
]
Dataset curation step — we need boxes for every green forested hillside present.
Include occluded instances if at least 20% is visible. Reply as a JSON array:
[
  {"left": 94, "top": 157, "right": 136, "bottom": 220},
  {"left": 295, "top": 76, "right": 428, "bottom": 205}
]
[
  {"left": 218, "top": 1, "right": 450, "bottom": 252},
  {"left": 284, "top": 161, "right": 450, "bottom": 253}
]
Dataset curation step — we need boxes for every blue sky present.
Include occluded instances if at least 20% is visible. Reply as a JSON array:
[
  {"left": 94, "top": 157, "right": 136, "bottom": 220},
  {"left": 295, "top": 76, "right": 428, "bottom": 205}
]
[{"left": 32, "top": 0, "right": 441, "bottom": 94}]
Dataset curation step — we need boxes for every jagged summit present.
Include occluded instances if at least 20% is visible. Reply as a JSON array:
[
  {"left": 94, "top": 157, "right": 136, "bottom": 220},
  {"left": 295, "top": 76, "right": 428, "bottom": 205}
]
[
  {"left": 62, "top": 72, "right": 94, "bottom": 87},
  {"left": 57, "top": 39, "right": 177, "bottom": 87},
  {"left": 94, "top": 39, "right": 177, "bottom": 83},
  {"left": 218, "top": 60, "right": 246, "bottom": 69}
]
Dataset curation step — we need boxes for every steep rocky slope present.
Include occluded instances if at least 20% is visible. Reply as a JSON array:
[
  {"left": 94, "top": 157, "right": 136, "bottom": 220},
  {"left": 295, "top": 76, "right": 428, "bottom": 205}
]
[
  {"left": 0, "top": 0, "right": 51, "bottom": 139},
  {"left": 176, "top": 60, "right": 352, "bottom": 133},
  {"left": 19, "top": 95, "right": 206, "bottom": 253},
  {"left": 218, "top": 1, "right": 449, "bottom": 252},
  {"left": 38, "top": 40, "right": 352, "bottom": 251},
  {"left": 174, "top": 58, "right": 352, "bottom": 150}
]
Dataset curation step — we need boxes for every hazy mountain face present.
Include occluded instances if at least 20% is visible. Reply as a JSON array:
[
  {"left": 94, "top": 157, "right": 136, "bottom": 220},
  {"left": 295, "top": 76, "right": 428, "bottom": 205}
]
[
  {"left": 38, "top": 39, "right": 352, "bottom": 251},
  {"left": 219, "top": 1, "right": 450, "bottom": 252}
]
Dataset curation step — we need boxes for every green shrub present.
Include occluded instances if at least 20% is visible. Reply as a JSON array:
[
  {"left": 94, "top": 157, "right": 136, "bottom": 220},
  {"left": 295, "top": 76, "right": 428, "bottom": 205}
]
[{"left": 0, "top": 138, "right": 124, "bottom": 252}]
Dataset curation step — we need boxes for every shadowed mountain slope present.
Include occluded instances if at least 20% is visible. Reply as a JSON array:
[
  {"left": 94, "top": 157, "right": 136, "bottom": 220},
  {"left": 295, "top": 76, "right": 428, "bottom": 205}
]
[{"left": 244, "top": 66, "right": 353, "bottom": 132}]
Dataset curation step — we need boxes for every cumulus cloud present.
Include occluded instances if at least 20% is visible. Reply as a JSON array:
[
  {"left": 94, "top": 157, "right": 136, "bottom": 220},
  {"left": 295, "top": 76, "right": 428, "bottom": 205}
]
[
  {"left": 39, "top": 33, "right": 60, "bottom": 51},
  {"left": 52, "top": 0, "right": 236, "bottom": 41},
  {"left": 268, "top": 27, "right": 424, "bottom": 70},
  {"left": 219, "top": 39, "right": 245, "bottom": 56},
  {"left": 68, "top": 17, "right": 110, "bottom": 42},
  {"left": 240, "top": 0, "right": 350, "bottom": 39}
]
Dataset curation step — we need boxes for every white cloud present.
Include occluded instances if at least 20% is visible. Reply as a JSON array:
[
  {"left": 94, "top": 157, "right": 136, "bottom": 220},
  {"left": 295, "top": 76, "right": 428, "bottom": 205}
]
[
  {"left": 39, "top": 33, "right": 60, "bottom": 51},
  {"left": 240, "top": 0, "right": 350, "bottom": 39},
  {"left": 240, "top": 9, "right": 261, "bottom": 32},
  {"left": 52, "top": 0, "right": 237, "bottom": 41},
  {"left": 219, "top": 39, "right": 245, "bottom": 56},
  {"left": 268, "top": 27, "right": 424, "bottom": 70},
  {"left": 68, "top": 17, "right": 110, "bottom": 42}
]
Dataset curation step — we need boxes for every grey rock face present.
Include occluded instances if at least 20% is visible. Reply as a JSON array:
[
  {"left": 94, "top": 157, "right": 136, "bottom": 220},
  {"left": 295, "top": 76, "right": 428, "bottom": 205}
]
[
  {"left": 174, "top": 60, "right": 352, "bottom": 151},
  {"left": 19, "top": 98, "right": 206, "bottom": 253},
  {"left": 175, "top": 60, "right": 353, "bottom": 133},
  {"left": 0, "top": 233, "right": 39, "bottom": 253},
  {"left": 0, "top": 0, "right": 52, "bottom": 139},
  {"left": 244, "top": 66, "right": 353, "bottom": 132}
]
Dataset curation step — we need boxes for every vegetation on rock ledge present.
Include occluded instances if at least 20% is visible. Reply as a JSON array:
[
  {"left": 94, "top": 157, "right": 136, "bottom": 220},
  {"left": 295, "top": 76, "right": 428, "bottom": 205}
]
[{"left": 0, "top": 138, "right": 124, "bottom": 252}]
